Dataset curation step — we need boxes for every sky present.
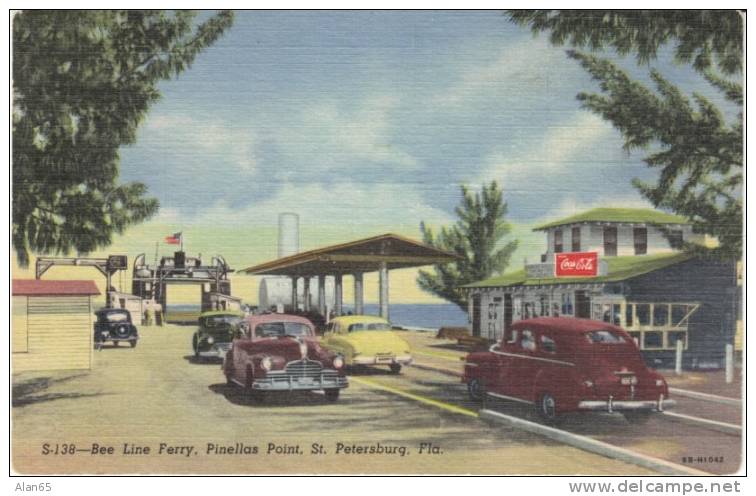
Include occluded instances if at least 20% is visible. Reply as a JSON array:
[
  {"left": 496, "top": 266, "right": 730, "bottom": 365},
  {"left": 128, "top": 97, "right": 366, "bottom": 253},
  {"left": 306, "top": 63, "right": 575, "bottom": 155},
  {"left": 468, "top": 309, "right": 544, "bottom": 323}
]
[{"left": 12, "top": 10, "right": 741, "bottom": 305}]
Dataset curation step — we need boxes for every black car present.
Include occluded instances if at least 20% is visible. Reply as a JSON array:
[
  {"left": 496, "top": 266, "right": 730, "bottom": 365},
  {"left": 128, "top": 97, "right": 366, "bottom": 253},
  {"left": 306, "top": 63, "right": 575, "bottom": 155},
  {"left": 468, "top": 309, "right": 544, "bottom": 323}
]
[{"left": 94, "top": 308, "right": 139, "bottom": 349}]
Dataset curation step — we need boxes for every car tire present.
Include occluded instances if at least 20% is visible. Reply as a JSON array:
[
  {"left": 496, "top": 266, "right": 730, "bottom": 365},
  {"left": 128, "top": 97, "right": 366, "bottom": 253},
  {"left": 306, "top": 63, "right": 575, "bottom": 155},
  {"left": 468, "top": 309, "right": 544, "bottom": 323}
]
[
  {"left": 114, "top": 324, "right": 130, "bottom": 339},
  {"left": 192, "top": 335, "right": 200, "bottom": 358},
  {"left": 467, "top": 378, "right": 485, "bottom": 402},
  {"left": 129, "top": 339, "right": 137, "bottom": 348},
  {"left": 324, "top": 389, "right": 340, "bottom": 402},
  {"left": 623, "top": 411, "right": 652, "bottom": 424},
  {"left": 536, "top": 392, "right": 562, "bottom": 425},
  {"left": 94, "top": 341, "right": 102, "bottom": 351},
  {"left": 389, "top": 363, "right": 402, "bottom": 374}
]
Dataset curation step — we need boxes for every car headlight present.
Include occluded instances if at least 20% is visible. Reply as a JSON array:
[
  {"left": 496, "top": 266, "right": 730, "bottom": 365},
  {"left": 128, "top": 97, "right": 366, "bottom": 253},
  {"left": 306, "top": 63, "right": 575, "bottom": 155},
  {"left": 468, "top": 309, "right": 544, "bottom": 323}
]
[
  {"left": 101, "top": 331, "right": 110, "bottom": 337},
  {"left": 655, "top": 379, "right": 665, "bottom": 387},
  {"left": 261, "top": 356, "right": 272, "bottom": 371},
  {"left": 332, "top": 356, "right": 344, "bottom": 369},
  {"left": 207, "top": 336, "right": 214, "bottom": 344},
  {"left": 299, "top": 341, "right": 308, "bottom": 359}
]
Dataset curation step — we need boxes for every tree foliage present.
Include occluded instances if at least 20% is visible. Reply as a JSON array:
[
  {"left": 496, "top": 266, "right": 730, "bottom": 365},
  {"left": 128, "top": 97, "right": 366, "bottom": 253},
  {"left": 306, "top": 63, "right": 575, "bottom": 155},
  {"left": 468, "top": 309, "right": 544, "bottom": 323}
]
[
  {"left": 508, "top": 10, "right": 743, "bottom": 259},
  {"left": 12, "top": 10, "right": 235, "bottom": 266},
  {"left": 417, "top": 182, "right": 518, "bottom": 311}
]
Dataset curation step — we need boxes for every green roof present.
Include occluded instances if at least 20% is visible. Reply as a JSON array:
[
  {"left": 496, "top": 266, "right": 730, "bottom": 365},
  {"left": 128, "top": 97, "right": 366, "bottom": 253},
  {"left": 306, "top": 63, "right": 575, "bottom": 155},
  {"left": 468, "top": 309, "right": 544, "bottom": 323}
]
[
  {"left": 533, "top": 208, "right": 689, "bottom": 231},
  {"left": 463, "top": 253, "right": 692, "bottom": 289}
]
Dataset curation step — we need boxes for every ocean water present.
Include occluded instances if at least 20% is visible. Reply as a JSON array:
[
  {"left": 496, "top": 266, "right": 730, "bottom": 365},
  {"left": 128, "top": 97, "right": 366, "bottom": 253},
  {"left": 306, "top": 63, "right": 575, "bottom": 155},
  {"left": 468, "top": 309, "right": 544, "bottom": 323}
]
[
  {"left": 344, "top": 304, "right": 469, "bottom": 330},
  {"left": 167, "top": 303, "right": 469, "bottom": 330}
]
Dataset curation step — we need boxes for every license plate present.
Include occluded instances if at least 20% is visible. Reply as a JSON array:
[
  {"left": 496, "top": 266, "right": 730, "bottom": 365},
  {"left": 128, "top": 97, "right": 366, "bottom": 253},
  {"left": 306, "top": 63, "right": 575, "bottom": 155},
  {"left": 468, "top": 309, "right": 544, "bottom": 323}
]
[
  {"left": 298, "top": 377, "right": 313, "bottom": 385},
  {"left": 376, "top": 356, "right": 393, "bottom": 363},
  {"left": 621, "top": 376, "right": 637, "bottom": 385}
]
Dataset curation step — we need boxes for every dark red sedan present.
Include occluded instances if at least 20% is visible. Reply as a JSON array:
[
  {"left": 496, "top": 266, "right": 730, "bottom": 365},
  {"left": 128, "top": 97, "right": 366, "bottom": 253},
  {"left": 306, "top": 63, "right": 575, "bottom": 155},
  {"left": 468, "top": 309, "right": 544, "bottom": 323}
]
[
  {"left": 223, "top": 313, "right": 348, "bottom": 402},
  {"left": 463, "top": 317, "right": 674, "bottom": 423}
]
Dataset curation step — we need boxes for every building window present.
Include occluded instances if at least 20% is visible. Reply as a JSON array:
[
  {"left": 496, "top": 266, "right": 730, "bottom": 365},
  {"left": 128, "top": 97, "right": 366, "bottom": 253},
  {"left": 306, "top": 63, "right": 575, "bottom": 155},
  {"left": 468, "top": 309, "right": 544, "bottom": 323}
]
[
  {"left": 653, "top": 304, "right": 669, "bottom": 327},
  {"left": 636, "top": 304, "right": 650, "bottom": 326},
  {"left": 643, "top": 331, "right": 664, "bottom": 349},
  {"left": 554, "top": 229, "right": 563, "bottom": 253},
  {"left": 668, "top": 230, "right": 684, "bottom": 249},
  {"left": 539, "top": 295, "right": 549, "bottom": 317},
  {"left": 633, "top": 227, "right": 647, "bottom": 255},
  {"left": 625, "top": 304, "right": 633, "bottom": 327},
  {"left": 571, "top": 227, "right": 581, "bottom": 252},
  {"left": 603, "top": 226, "right": 618, "bottom": 256},
  {"left": 561, "top": 293, "right": 573, "bottom": 315}
]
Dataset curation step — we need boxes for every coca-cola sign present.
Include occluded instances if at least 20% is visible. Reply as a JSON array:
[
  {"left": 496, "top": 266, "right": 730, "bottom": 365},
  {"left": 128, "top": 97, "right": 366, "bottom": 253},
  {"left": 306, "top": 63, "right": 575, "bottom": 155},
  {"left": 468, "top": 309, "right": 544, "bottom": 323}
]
[{"left": 555, "top": 252, "right": 598, "bottom": 277}]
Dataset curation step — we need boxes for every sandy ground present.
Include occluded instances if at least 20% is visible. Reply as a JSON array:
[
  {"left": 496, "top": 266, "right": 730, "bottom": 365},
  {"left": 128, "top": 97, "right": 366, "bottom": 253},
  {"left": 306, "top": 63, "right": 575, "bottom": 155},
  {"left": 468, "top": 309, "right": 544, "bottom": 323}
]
[{"left": 12, "top": 325, "right": 661, "bottom": 475}]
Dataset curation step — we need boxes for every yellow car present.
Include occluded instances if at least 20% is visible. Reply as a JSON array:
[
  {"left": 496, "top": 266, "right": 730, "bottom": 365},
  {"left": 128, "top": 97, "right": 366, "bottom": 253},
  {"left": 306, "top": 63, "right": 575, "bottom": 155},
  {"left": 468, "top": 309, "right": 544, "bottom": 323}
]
[{"left": 321, "top": 315, "right": 412, "bottom": 374}]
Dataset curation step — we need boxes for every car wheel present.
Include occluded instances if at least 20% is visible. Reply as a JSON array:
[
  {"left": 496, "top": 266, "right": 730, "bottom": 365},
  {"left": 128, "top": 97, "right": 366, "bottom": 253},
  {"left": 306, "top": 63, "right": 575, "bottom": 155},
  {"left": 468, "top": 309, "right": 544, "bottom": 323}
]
[
  {"left": 114, "top": 324, "right": 130, "bottom": 339},
  {"left": 536, "top": 392, "right": 561, "bottom": 425},
  {"left": 192, "top": 335, "right": 200, "bottom": 357},
  {"left": 467, "top": 378, "right": 485, "bottom": 402},
  {"left": 389, "top": 363, "right": 402, "bottom": 374},
  {"left": 94, "top": 341, "right": 102, "bottom": 351},
  {"left": 129, "top": 339, "right": 137, "bottom": 348},
  {"left": 324, "top": 389, "right": 340, "bottom": 402},
  {"left": 623, "top": 411, "right": 652, "bottom": 424}
]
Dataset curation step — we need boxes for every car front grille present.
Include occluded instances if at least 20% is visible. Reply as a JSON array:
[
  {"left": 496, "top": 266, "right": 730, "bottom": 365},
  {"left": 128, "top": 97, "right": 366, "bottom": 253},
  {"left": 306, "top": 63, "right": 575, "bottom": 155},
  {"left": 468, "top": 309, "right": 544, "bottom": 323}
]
[{"left": 285, "top": 359, "right": 324, "bottom": 378}]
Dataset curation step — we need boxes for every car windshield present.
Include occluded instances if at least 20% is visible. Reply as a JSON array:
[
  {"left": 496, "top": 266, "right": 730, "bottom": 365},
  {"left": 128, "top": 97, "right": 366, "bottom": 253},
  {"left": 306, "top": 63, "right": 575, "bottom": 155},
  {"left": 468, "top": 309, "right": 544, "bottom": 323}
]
[
  {"left": 254, "top": 322, "right": 311, "bottom": 338},
  {"left": 204, "top": 315, "right": 242, "bottom": 327},
  {"left": 585, "top": 329, "right": 627, "bottom": 344},
  {"left": 102, "top": 312, "right": 129, "bottom": 323},
  {"left": 348, "top": 322, "right": 391, "bottom": 332}
]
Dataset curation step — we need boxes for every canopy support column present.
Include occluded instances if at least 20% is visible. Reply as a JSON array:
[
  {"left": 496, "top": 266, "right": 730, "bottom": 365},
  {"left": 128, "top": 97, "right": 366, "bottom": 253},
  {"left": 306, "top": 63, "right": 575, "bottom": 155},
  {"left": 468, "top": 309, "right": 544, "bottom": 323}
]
[
  {"left": 354, "top": 272, "right": 364, "bottom": 315},
  {"left": 318, "top": 274, "right": 326, "bottom": 316},
  {"left": 379, "top": 261, "right": 389, "bottom": 320},
  {"left": 334, "top": 274, "right": 343, "bottom": 316},
  {"left": 303, "top": 277, "right": 311, "bottom": 311},
  {"left": 290, "top": 276, "right": 298, "bottom": 312}
]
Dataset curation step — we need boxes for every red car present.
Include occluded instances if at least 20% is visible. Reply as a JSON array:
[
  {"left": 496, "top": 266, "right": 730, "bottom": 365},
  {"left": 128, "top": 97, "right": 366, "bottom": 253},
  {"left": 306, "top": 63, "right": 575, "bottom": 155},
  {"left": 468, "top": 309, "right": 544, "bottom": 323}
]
[
  {"left": 223, "top": 314, "right": 348, "bottom": 402},
  {"left": 463, "top": 317, "right": 674, "bottom": 423}
]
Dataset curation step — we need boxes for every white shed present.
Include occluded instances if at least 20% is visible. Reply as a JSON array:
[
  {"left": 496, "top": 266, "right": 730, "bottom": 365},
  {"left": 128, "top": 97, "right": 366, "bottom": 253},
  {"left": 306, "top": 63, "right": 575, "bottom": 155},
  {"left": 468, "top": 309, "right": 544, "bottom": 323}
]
[{"left": 12, "top": 279, "right": 100, "bottom": 372}]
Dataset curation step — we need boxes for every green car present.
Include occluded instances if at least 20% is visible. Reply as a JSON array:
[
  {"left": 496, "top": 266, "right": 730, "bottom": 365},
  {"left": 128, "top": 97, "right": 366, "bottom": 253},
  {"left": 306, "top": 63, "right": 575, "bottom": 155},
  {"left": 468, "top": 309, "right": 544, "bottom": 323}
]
[{"left": 192, "top": 310, "right": 246, "bottom": 359}]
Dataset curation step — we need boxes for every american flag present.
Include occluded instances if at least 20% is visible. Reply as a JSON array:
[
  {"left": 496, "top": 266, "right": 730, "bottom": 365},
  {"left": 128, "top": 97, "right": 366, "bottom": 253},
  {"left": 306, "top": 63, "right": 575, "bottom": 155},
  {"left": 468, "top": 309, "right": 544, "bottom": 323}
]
[{"left": 165, "top": 232, "right": 182, "bottom": 245}]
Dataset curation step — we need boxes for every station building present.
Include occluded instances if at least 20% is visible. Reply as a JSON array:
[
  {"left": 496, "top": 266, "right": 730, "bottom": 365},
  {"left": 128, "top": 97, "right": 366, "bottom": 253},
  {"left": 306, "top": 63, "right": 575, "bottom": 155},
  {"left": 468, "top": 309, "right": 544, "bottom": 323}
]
[{"left": 463, "top": 208, "right": 738, "bottom": 369}]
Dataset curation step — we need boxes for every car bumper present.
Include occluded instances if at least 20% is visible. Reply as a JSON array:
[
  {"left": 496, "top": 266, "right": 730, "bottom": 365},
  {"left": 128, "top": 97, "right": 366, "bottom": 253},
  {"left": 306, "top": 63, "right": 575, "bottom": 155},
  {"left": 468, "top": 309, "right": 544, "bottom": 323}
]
[
  {"left": 578, "top": 396, "right": 676, "bottom": 413},
  {"left": 252, "top": 371, "right": 349, "bottom": 391},
  {"left": 197, "top": 343, "right": 232, "bottom": 358},
  {"left": 351, "top": 355, "right": 413, "bottom": 366},
  {"left": 95, "top": 334, "right": 138, "bottom": 342}
]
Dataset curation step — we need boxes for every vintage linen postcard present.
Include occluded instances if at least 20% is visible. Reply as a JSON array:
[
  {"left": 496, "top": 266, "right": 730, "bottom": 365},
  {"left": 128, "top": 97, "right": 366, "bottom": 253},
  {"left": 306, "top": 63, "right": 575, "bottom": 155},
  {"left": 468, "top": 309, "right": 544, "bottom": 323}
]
[{"left": 10, "top": 10, "right": 744, "bottom": 476}]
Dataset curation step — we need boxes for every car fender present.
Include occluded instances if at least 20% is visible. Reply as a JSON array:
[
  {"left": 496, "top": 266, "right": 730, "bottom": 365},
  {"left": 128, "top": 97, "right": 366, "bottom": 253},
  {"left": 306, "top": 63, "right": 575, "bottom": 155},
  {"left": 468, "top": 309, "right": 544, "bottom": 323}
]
[{"left": 322, "top": 336, "right": 356, "bottom": 360}]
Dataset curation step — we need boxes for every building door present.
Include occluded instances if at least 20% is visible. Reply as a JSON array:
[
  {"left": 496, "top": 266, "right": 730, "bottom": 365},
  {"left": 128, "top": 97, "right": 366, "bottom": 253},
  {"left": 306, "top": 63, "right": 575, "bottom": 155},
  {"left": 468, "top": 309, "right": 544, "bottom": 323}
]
[
  {"left": 575, "top": 290, "right": 591, "bottom": 318},
  {"left": 471, "top": 294, "right": 481, "bottom": 337},
  {"left": 503, "top": 294, "right": 513, "bottom": 335}
]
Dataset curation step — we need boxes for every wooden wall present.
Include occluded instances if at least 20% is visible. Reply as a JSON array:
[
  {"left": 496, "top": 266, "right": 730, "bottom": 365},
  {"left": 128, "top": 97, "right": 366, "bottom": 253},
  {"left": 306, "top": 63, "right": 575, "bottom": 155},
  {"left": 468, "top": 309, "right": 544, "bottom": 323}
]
[{"left": 12, "top": 295, "right": 93, "bottom": 372}]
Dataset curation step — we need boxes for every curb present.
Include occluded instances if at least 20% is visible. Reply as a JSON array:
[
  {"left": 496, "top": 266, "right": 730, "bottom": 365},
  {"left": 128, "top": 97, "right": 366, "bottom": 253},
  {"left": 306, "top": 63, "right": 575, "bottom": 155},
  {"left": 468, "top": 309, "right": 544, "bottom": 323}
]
[
  {"left": 669, "top": 387, "right": 741, "bottom": 406},
  {"left": 661, "top": 411, "right": 742, "bottom": 436},
  {"left": 479, "top": 408, "right": 710, "bottom": 476}
]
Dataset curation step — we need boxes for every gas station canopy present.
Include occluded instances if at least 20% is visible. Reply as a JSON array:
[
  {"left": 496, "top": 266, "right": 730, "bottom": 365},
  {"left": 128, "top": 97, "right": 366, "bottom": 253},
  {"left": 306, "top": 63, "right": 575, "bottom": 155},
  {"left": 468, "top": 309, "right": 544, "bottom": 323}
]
[
  {"left": 240, "top": 233, "right": 459, "bottom": 276},
  {"left": 239, "top": 233, "right": 459, "bottom": 319}
]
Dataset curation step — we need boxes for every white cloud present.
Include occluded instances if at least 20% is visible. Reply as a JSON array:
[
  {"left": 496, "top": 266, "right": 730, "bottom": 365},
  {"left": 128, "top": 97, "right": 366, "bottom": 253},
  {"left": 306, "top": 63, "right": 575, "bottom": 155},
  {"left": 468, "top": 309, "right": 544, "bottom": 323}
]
[
  {"left": 179, "top": 181, "right": 453, "bottom": 232},
  {"left": 141, "top": 114, "right": 258, "bottom": 174},
  {"left": 477, "top": 112, "right": 616, "bottom": 191},
  {"left": 276, "top": 95, "right": 419, "bottom": 170},
  {"left": 435, "top": 37, "right": 562, "bottom": 108}
]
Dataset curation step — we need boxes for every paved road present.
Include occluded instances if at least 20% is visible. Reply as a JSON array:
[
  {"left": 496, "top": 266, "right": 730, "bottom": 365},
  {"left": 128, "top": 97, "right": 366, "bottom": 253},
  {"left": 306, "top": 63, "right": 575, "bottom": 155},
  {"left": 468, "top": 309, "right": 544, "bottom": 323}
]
[{"left": 13, "top": 324, "right": 656, "bottom": 475}]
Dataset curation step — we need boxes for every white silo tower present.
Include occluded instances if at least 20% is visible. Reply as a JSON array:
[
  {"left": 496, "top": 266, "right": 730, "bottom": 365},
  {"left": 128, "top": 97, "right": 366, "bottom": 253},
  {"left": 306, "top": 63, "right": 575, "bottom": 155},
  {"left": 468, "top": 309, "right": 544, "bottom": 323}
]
[{"left": 259, "top": 213, "right": 301, "bottom": 311}]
